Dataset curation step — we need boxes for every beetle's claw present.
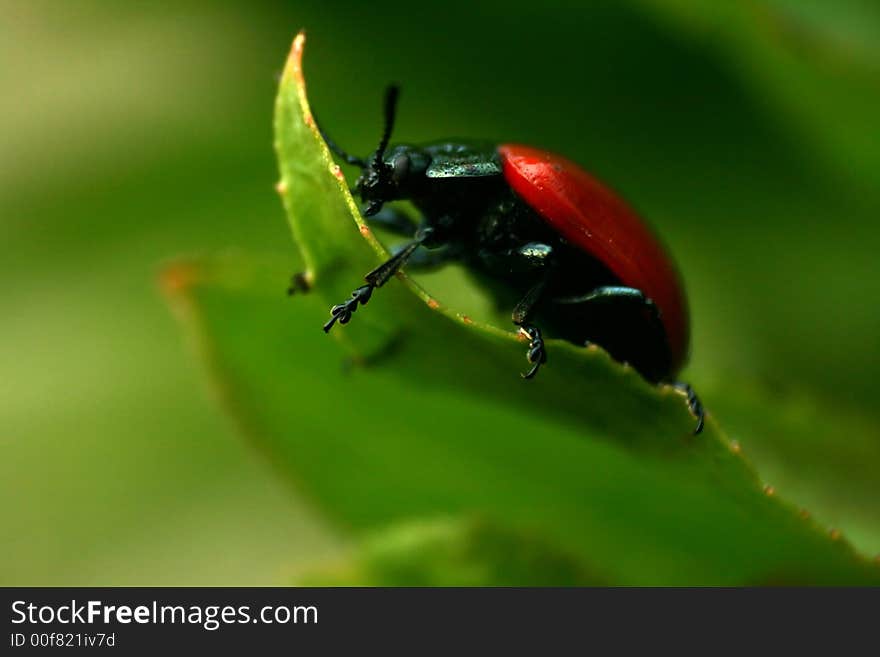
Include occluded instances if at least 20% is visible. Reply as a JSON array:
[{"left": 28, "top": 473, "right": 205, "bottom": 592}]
[
  {"left": 672, "top": 382, "right": 705, "bottom": 435},
  {"left": 519, "top": 325, "right": 547, "bottom": 379},
  {"left": 522, "top": 359, "right": 542, "bottom": 379},
  {"left": 324, "top": 284, "right": 374, "bottom": 332}
]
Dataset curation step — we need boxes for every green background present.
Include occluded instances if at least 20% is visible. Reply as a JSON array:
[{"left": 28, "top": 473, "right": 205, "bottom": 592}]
[{"left": 3, "top": 0, "right": 879, "bottom": 584}]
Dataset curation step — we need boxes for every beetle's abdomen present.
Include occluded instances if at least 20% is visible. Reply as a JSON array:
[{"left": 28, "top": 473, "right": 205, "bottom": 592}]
[{"left": 498, "top": 144, "right": 690, "bottom": 375}]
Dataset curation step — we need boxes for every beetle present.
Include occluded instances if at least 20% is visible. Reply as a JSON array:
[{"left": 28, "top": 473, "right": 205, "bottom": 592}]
[{"left": 304, "top": 86, "right": 704, "bottom": 433}]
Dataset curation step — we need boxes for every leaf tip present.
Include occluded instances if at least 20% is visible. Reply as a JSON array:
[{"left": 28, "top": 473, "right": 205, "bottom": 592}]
[
  {"left": 283, "top": 31, "right": 315, "bottom": 126},
  {"left": 285, "top": 30, "right": 306, "bottom": 79}
]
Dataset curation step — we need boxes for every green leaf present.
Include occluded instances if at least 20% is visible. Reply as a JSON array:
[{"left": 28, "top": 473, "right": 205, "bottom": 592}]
[
  {"left": 162, "top": 32, "right": 880, "bottom": 584},
  {"left": 710, "top": 382, "right": 880, "bottom": 556},
  {"left": 163, "top": 250, "right": 879, "bottom": 584},
  {"left": 297, "top": 516, "right": 609, "bottom": 586},
  {"left": 638, "top": 0, "right": 880, "bottom": 192}
]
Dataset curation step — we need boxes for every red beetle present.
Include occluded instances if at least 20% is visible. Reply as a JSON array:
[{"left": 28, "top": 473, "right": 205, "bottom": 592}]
[{"left": 309, "top": 86, "right": 703, "bottom": 433}]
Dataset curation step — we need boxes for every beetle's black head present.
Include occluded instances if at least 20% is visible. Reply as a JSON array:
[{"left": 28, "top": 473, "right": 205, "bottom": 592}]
[
  {"left": 357, "top": 143, "right": 431, "bottom": 215},
  {"left": 355, "top": 160, "right": 397, "bottom": 218},
  {"left": 319, "top": 86, "right": 427, "bottom": 216}
]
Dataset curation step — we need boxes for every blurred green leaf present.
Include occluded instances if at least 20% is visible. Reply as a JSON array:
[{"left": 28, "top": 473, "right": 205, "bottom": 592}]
[
  {"left": 640, "top": 0, "right": 880, "bottom": 192},
  {"left": 298, "top": 516, "right": 608, "bottom": 586},
  {"left": 162, "top": 32, "right": 880, "bottom": 584}
]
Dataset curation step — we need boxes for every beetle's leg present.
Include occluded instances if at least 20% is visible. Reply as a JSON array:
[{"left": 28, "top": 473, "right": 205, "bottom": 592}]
[
  {"left": 365, "top": 227, "right": 435, "bottom": 287},
  {"left": 507, "top": 242, "right": 555, "bottom": 271},
  {"left": 552, "top": 285, "right": 663, "bottom": 342},
  {"left": 323, "top": 227, "right": 434, "bottom": 332},
  {"left": 364, "top": 206, "right": 419, "bottom": 238},
  {"left": 504, "top": 245, "right": 556, "bottom": 379},
  {"left": 512, "top": 274, "right": 552, "bottom": 379},
  {"left": 392, "top": 244, "right": 457, "bottom": 272},
  {"left": 671, "top": 382, "right": 705, "bottom": 435},
  {"left": 554, "top": 287, "right": 705, "bottom": 435},
  {"left": 553, "top": 285, "right": 659, "bottom": 320},
  {"left": 286, "top": 271, "right": 311, "bottom": 296},
  {"left": 517, "top": 325, "right": 546, "bottom": 379}
]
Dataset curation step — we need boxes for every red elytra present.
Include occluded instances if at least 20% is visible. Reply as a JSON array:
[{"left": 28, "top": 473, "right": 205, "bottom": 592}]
[{"left": 498, "top": 143, "right": 689, "bottom": 374}]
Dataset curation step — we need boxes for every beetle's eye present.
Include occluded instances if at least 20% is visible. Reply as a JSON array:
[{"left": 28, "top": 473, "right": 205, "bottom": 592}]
[{"left": 391, "top": 153, "right": 410, "bottom": 184}]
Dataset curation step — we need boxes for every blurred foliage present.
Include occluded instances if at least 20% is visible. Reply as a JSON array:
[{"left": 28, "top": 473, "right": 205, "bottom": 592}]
[
  {"left": 2, "top": 0, "right": 879, "bottom": 584},
  {"left": 297, "top": 517, "right": 610, "bottom": 586}
]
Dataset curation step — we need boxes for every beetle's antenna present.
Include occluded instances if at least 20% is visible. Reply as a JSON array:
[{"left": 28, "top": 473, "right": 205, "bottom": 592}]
[
  {"left": 314, "top": 114, "right": 366, "bottom": 168},
  {"left": 374, "top": 85, "right": 400, "bottom": 164}
]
